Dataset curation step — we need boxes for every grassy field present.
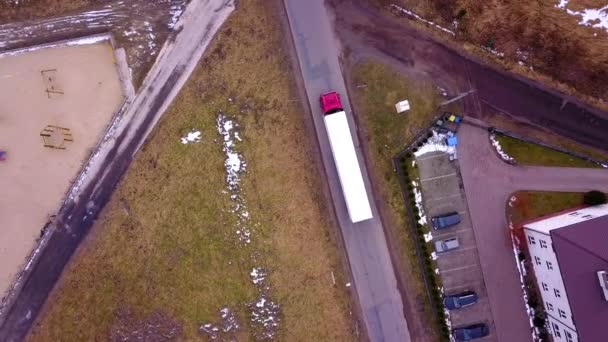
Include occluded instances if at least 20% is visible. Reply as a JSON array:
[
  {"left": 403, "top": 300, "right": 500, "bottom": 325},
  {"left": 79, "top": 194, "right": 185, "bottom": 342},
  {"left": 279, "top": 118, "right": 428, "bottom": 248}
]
[
  {"left": 351, "top": 61, "right": 441, "bottom": 341},
  {"left": 485, "top": 112, "right": 608, "bottom": 163},
  {"left": 508, "top": 191, "right": 584, "bottom": 224},
  {"left": 495, "top": 134, "right": 600, "bottom": 168},
  {"left": 376, "top": 0, "right": 608, "bottom": 111},
  {"left": 27, "top": 1, "right": 355, "bottom": 341}
]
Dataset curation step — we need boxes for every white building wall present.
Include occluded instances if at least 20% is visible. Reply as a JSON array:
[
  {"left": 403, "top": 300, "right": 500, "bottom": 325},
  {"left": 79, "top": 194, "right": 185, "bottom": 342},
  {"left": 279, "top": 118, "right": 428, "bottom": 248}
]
[
  {"left": 524, "top": 228, "right": 577, "bottom": 340},
  {"left": 547, "top": 315, "right": 578, "bottom": 342}
]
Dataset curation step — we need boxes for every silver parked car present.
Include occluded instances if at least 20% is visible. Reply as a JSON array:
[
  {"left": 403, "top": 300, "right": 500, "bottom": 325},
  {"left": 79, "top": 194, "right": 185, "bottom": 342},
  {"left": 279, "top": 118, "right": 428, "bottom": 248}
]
[{"left": 434, "top": 237, "right": 460, "bottom": 253}]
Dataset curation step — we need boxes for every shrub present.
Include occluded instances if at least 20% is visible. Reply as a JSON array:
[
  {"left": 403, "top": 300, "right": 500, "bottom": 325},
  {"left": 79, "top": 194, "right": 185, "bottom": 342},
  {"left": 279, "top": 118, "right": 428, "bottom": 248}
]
[
  {"left": 456, "top": 8, "right": 467, "bottom": 19},
  {"left": 533, "top": 316, "right": 545, "bottom": 328},
  {"left": 405, "top": 152, "right": 412, "bottom": 158},
  {"left": 518, "top": 251, "right": 526, "bottom": 262},
  {"left": 412, "top": 147, "right": 418, "bottom": 152},
  {"left": 583, "top": 190, "right": 607, "bottom": 206},
  {"left": 417, "top": 142, "right": 423, "bottom": 147},
  {"left": 427, "top": 132, "right": 433, "bottom": 138}
]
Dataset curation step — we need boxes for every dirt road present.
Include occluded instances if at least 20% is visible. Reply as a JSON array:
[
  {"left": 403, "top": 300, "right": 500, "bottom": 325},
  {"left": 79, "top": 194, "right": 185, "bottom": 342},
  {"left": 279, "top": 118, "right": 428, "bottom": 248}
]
[
  {"left": 0, "top": 1, "right": 234, "bottom": 340},
  {"left": 329, "top": 0, "right": 608, "bottom": 151},
  {"left": 0, "top": 0, "right": 188, "bottom": 85},
  {"left": 457, "top": 123, "right": 608, "bottom": 342}
]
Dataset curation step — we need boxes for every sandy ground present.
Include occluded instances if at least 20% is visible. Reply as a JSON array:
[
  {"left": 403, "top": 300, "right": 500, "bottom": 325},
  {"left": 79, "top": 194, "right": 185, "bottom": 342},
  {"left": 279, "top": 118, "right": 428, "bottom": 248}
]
[{"left": 0, "top": 39, "right": 124, "bottom": 297}]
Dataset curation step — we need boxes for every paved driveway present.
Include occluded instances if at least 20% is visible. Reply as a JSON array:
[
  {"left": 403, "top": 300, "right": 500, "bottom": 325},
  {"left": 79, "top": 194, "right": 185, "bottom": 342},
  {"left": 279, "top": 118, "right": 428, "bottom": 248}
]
[
  {"left": 283, "top": 0, "right": 410, "bottom": 341},
  {"left": 456, "top": 124, "right": 608, "bottom": 342},
  {"left": 417, "top": 151, "right": 496, "bottom": 341}
]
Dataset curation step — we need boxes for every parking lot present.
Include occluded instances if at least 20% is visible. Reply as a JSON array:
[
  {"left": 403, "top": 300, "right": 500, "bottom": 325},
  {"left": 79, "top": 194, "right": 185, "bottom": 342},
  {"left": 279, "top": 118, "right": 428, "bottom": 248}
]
[{"left": 416, "top": 151, "right": 496, "bottom": 341}]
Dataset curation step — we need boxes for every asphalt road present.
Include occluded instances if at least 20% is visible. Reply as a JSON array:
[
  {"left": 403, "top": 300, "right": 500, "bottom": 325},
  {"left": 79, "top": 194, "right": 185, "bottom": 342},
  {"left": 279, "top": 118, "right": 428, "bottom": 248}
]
[
  {"left": 283, "top": 1, "right": 410, "bottom": 341},
  {"left": 457, "top": 124, "right": 608, "bottom": 342},
  {"left": 0, "top": 1, "right": 234, "bottom": 340}
]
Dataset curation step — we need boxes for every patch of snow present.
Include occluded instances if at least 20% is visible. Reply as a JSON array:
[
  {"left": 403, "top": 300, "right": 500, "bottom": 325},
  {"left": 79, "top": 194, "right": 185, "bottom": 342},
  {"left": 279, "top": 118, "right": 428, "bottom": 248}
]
[
  {"left": 483, "top": 46, "right": 505, "bottom": 58},
  {"left": 250, "top": 267, "right": 267, "bottom": 285},
  {"left": 346, "top": 282, "right": 352, "bottom": 287},
  {"left": 216, "top": 113, "right": 251, "bottom": 243},
  {"left": 510, "top": 233, "right": 539, "bottom": 341},
  {"left": 556, "top": 0, "right": 608, "bottom": 31},
  {"left": 248, "top": 295, "right": 280, "bottom": 340},
  {"left": 489, "top": 134, "right": 515, "bottom": 163},
  {"left": 424, "top": 231, "right": 433, "bottom": 242},
  {"left": 180, "top": 129, "right": 201, "bottom": 144},
  {"left": 436, "top": 86, "right": 448, "bottom": 97},
  {"left": 413, "top": 130, "right": 456, "bottom": 157},
  {"left": 199, "top": 306, "right": 240, "bottom": 340},
  {"left": 168, "top": 3, "right": 186, "bottom": 29},
  {"left": 431, "top": 252, "right": 438, "bottom": 260},
  {"left": 0, "top": 33, "right": 111, "bottom": 58},
  {"left": 390, "top": 4, "right": 455, "bottom": 36},
  {"left": 508, "top": 195, "right": 517, "bottom": 208},
  {"left": 412, "top": 182, "right": 427, "bottom": 225}
]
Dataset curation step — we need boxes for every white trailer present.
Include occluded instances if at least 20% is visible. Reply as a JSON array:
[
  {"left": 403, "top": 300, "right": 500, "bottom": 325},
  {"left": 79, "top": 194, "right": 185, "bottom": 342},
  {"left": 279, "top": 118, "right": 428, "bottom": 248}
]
[{"left": 323, "top": 111, "right": 373, "bottom": 223}]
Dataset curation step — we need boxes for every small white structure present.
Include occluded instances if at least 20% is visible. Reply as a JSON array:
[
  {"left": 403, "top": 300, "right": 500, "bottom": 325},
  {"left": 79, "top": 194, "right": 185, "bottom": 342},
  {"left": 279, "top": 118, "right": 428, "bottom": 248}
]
[
  {"left": 523, "top": 204, "right": 608, "bottom": 342},
  {"left": 395, "top": 100, "right": 410, "bottom": 113}
]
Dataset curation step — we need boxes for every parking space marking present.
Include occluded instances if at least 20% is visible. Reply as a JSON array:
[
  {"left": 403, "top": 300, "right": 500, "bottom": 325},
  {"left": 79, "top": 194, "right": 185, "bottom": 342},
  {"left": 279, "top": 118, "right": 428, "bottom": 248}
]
[
  {"left": 439, "top": 264, "right": 478, "bottom": 274},
  {"left": 437, "top": 246, "right": 477, "bottom": 255},
  {"left": 416, "top": 153, "right": 445, "bottom": 161},
  {"left": 433, "top": 228, "right": 470, "bottom": 237},
  {"left": 443, "top": 283, "right": 477, "bottom": 293},
  {"left": 420, "top": 172, "right": 457, "bottom": 182},
  {"left": 426, "top": 193, "right": 463, "bottom": 203}
]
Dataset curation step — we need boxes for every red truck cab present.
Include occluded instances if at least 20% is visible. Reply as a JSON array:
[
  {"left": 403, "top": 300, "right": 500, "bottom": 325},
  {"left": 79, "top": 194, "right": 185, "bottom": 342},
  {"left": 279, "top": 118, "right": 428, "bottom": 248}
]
[{"left": 320, "top": 91, "right": 344, "bottom": 115}]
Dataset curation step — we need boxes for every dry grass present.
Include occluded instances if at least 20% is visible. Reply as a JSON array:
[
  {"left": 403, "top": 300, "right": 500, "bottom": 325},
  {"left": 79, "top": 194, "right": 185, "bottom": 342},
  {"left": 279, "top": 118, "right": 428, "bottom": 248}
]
[
  {"left": 351, "top": 60, "right": 440, "bottom": 342},
  {"left": 377, "top": 0, "right": 608, "bottom": 110},
  {"left": 508, "top": 191, "right": 583, "bottom": 225},
  {"left": 27, "top": 1, "right": 355, "bottom": 341},
  {"left": 0, "top": 0, "right": 93, "bottom": 23}
]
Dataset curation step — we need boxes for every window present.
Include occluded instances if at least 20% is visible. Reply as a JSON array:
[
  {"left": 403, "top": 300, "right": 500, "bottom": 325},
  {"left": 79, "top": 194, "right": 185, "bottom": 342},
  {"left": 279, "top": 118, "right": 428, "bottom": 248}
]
[
  {"left": 547, "top": 261, "right": 554, "bottom": 270},
  {"left": 535, "top": 256, "right": 542, "bottom": 265},
  {"left": 553, "top": 323, "right": 561, "bottom": 338},
  {"left": 559, "top": 309, "right": 567, "bottom": 319},
  {"left": 540, "top": 240, "right": 548, "bottom": 248},
  {"left": 566, "top": 331, "right": 574, "bottom": 342},
  {"left": 547, "top": 302, "right": 554, "bottom": 311},
  {"left": 542, "top": 282, "right": 548, "bottom": 291},
  {"left": 554, "top": 288, "right": 561, "bottom": 298},
  {"left": 528, "top": 236, "right": 536, "bottom": 245}
]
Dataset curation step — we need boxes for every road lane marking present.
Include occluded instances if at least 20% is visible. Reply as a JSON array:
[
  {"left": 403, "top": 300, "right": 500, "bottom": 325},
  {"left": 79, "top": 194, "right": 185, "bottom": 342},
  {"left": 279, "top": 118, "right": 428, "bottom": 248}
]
[
  {"left": 420, "top": 172, "right": 457, "bottom": 182},
  {"left": 439, "top": 264, "right": 478, "bottom": 274}
]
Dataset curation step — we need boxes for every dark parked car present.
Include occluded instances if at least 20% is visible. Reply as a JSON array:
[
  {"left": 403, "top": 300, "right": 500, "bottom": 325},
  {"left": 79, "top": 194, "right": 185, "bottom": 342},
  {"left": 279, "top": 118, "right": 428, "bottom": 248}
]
[
  {"left": 452, "top": 323, "right": 490, "bottom": 341},
  {"left": 431, "top": 212, "right": 460, "bottom": 230},
  {"left": 444, "top": 291, "right": 478, "bottom": 310}
]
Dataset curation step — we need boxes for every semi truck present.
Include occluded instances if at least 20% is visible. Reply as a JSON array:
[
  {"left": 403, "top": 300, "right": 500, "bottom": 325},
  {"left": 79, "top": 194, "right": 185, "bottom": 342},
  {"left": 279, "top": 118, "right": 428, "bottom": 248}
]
[{"left": 320, "top": 91, "right": 373, "bottom": 223}]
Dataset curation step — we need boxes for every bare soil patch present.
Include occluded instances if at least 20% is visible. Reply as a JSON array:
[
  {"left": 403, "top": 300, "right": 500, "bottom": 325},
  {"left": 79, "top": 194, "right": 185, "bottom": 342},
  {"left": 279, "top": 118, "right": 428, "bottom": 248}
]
[{"left": 0, "top": 38, "right": 124, "bottom": 298}]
